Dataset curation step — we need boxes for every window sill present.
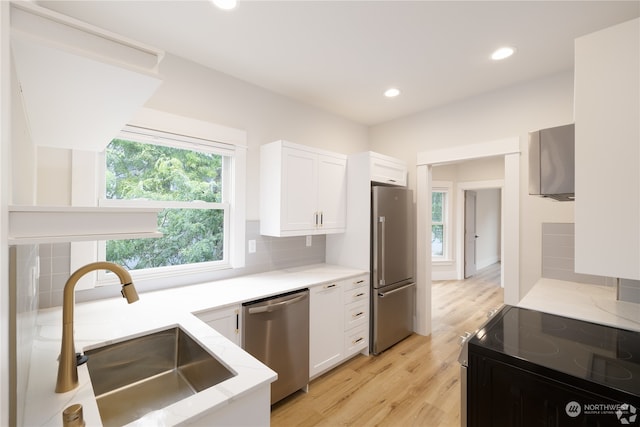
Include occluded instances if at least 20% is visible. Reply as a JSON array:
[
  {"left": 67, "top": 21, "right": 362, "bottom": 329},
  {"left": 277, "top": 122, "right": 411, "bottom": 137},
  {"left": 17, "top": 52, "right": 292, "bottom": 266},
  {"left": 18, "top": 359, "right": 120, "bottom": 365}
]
[{"left": 432, "top": 258, "right": 454, "bottom": 266}]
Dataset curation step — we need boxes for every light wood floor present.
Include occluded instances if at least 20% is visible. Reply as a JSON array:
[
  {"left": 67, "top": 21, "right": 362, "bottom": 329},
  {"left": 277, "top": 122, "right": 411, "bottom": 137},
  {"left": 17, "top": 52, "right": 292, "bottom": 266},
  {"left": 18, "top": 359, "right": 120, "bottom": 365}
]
[{"left": 271, "top": 263, "right": 504, "bottom": 427}]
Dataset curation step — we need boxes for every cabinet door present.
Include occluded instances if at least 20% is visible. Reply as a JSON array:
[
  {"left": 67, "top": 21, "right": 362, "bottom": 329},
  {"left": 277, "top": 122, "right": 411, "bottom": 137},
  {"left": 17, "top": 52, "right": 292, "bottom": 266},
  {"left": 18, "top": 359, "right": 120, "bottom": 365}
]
[
  {"left": 370, "top": 156, "right": 407, "bottom": 186},
  {"left": 317, "top": 154, "right": 347, "bottom": 231},
  {"left": 574, "top": 18, "right": 640, "bottom": 280},
  {"left": 281, "top": 147, "right": 318, "bottom": 232},
  {"left": 195, "top": 306, "right": 241, "bottom": 346},
  {"left": 310, "top": 281, "right": 344, "bottom": 378}
]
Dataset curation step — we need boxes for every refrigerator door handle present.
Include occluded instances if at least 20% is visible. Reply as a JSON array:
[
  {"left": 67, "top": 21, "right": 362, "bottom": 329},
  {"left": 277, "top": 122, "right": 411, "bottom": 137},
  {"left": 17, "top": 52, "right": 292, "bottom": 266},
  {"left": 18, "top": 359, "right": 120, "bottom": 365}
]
[
  {"left": 379, "top": 216, "right": 386, "bottom": 286},
  {"left": 378, "top": 282, "right": 415, "bottom": 298}
]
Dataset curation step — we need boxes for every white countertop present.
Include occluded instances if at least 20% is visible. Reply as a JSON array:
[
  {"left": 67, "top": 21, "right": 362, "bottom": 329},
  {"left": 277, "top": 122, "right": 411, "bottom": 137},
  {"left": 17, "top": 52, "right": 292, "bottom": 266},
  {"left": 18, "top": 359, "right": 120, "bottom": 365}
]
[
  {"left": 24, "top": 263, "right": 366, "bottom": 426},
  {"left": 518, "top": 278, "right": 640, "bottom": 332}
]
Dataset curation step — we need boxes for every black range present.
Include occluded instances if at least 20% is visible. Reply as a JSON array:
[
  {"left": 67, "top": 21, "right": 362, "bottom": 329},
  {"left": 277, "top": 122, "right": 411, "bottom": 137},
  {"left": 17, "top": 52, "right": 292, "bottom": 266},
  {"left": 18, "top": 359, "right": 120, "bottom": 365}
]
[{"left": 466, "top": 305, "right": 640, "bottom": 426}]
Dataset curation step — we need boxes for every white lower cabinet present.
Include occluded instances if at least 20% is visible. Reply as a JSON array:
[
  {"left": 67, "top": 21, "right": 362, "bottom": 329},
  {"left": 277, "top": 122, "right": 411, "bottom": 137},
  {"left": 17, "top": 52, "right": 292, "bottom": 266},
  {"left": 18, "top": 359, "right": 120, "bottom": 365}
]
[
  {"left": 310, "top": 281, "right": 344, "bottom": 377},
  {"left": 309, "top": 274, "right": 369, "bottom": 379},
  {"left": 194, "top": 305, "right": 241, "bottom": 346}
]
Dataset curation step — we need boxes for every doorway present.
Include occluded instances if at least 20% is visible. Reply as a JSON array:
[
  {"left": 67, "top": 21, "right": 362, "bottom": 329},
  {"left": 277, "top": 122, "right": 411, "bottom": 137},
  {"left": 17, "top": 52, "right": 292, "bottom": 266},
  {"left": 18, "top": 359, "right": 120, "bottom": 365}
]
[{"left": 414, "top": 137, "right": 520, "bottom": 336}]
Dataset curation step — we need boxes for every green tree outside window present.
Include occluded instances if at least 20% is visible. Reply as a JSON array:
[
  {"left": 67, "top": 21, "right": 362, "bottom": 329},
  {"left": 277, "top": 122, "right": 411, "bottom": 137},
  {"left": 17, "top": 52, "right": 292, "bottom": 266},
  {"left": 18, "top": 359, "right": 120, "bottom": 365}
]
[{"left": 106, "top": 139, "right": 225, "bottom": 270}]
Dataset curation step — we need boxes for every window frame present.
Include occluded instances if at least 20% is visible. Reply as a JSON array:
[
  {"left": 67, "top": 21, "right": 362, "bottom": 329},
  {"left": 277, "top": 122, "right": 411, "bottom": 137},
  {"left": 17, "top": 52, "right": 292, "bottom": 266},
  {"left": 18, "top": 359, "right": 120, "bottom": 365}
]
[
  {"left": 432, "top": 181, "right": 453, "bottom": 261},
  {"left": 70, "top": 108, "right": 246, "bottom": 289}
]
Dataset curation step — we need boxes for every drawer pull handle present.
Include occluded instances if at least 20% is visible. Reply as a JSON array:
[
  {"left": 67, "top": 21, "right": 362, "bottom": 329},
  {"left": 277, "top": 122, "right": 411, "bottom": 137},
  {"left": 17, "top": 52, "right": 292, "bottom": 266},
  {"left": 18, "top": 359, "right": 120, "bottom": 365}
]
[
  {"left": 353, "top": 337, "right": 364, "bottom": 344},
  {"left": 352, "top": 312, "right": 364, "bottom": 318},
  {"left": 354, "top": 292, "right": 365, "bottom": 298},
  {"left": 324, "top": 283, "right": 337, "bottom": 289},
  {"left": 355, "top": 280, "right": 365, "bottom": 284}
]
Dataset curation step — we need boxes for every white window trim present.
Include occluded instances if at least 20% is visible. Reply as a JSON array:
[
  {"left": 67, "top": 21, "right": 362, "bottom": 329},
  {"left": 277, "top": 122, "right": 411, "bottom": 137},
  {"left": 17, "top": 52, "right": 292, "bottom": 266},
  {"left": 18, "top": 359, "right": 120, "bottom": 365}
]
[
  {"left": 432, "top": 180, "right": 453, "bottom": 262},
  {"left": 70, "top": 108, "right": 247, "bottom": 289}
]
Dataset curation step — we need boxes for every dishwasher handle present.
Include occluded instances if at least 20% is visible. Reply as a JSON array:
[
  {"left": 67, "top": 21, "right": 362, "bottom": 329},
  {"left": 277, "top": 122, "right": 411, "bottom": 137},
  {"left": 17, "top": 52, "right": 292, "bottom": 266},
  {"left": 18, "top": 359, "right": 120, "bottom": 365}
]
[{"left": 247, "top": 293, "right": 307, "bottom": 314}]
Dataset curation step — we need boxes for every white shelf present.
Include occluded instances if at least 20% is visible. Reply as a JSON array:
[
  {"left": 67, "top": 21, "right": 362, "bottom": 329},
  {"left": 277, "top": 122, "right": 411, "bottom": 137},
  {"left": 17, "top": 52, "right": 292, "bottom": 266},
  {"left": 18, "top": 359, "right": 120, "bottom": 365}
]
[{"left": 8, "top": 206, "right": 161, "bottom": 244}]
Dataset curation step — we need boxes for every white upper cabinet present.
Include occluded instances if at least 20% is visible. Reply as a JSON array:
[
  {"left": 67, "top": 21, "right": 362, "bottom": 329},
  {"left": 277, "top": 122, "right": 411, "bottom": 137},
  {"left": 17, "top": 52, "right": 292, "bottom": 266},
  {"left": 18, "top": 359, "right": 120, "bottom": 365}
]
[
  {"left": 369, "top": 152, "right": 407, "bottom": 187},
  {"left": 260, "top": 140, "right": 347, "bottom": 237},
  {"left": 10, "top": 2, "right": 163, "bottom": 151},
  {"left": 574, "top": 18, "right": 640, "bottom": 280}
]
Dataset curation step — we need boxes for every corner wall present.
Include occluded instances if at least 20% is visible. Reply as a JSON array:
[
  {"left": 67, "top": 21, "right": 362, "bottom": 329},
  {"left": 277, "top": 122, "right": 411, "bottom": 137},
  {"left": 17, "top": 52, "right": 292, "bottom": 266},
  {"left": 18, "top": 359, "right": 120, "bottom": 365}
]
[{"left": 370, "top": 71, "right": 576, "bottom": 300}]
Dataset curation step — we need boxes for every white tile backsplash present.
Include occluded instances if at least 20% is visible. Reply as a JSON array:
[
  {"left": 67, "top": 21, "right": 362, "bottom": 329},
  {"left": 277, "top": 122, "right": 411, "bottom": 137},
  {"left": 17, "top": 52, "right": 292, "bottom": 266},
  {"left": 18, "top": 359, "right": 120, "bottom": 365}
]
[
  {"left": 10, "top": 245, "right": 39, "bottom": 426},
  {"left": 541, "top": 223, "right": 615, "bottom": 286},
  {"left": 619, "top": 279, "right": 640, "bottom": 304},
  {"left": 37, "top": 221, "right": 325, "bottom": 308}
]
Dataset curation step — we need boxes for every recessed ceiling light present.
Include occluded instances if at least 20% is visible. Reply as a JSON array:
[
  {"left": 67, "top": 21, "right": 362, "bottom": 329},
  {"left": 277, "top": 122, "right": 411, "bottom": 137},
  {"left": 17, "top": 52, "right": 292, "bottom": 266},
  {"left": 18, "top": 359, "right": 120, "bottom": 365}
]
[
  {"left": 212, "top": 0, "right": 237, "bottom": 10},
  {"left": 384, "top": 88, "right": 400, "bottom": 98},
  {"left": 491, "top": 46, "right": 516, "bottom": 61}
]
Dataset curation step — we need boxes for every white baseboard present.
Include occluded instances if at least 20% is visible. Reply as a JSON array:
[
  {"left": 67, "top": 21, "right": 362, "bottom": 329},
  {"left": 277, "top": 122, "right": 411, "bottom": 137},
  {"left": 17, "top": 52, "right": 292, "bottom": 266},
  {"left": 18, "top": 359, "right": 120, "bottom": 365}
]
[
  {"left": 477, "top": 255, "right": 500, "bottom": 271},
  {"left": 432, "top": 270, "right": 458, "bottom": 281}
]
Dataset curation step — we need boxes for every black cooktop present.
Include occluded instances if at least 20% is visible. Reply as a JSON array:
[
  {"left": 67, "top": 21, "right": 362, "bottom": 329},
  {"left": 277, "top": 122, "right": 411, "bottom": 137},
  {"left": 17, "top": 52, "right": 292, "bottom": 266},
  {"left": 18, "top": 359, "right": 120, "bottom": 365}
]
[{"left": 469, "top": 305, "right": 640, "bottom": 398}]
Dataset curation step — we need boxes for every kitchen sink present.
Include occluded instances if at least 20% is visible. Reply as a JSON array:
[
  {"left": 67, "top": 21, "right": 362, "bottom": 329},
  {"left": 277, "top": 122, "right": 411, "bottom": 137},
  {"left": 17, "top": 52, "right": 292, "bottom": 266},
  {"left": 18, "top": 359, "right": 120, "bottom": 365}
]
[{"left": 85, "top": 326, "right": 236, "bottom": 427}]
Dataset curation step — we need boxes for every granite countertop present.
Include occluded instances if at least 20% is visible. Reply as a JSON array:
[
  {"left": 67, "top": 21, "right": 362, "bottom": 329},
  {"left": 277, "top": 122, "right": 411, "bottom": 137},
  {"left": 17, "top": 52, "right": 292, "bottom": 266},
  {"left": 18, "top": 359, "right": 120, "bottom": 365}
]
[
  {"left": 518, "top": 277, "right": 640, "bottom": 332},
  {"left": 24, "top": 263, "right": 367, "bottom": 426}
]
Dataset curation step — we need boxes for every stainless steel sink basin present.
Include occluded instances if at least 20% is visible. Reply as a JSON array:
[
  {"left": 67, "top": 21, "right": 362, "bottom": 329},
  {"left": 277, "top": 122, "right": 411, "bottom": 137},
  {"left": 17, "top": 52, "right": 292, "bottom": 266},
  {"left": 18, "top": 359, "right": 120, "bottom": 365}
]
[{"left": 85, "top": 327, "right": 236, "bottom": 427}]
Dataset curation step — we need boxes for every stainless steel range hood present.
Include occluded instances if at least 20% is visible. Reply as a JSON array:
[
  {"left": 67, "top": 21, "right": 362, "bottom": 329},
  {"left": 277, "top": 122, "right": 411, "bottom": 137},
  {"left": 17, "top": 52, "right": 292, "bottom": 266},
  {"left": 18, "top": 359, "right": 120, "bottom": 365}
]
[{"left": 528, "top": 123, "right": 575, "bottom": 201}]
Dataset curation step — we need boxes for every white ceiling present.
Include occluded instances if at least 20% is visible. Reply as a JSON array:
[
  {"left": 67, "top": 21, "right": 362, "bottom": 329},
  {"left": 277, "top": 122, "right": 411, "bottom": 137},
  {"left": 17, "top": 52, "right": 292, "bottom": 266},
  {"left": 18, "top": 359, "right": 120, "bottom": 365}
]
[{"left": 37, "top": 1, "right": 640, "bottom": 126}]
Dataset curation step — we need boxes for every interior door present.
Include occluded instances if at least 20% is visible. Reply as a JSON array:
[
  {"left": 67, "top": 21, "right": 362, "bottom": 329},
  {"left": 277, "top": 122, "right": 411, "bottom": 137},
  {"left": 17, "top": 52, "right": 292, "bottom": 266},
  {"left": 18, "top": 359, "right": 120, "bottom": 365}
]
[{"left": 465, "top": 190, "right": 477, "bottom": 278}]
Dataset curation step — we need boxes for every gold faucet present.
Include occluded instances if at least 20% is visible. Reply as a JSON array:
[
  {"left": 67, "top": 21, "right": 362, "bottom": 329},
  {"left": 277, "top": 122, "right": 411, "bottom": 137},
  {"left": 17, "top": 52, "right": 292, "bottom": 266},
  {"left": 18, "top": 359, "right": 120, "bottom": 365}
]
[{"left": 55, "top": 262, "right": 139, "bottom": 393}]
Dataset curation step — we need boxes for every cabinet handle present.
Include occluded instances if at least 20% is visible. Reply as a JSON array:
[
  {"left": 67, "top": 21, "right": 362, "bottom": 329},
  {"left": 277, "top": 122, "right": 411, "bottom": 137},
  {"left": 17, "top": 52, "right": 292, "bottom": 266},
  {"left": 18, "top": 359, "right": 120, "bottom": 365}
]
[
  {"left": 314, "top": 211, "right": 318, "bottom": 226},
  {"left": 352, "top": 311, "right": 364, "bottom": 318},
  {"left": 388, "top": 179, "right": 396, "bottom": 183},
  {"left": 354, "top": 292, "right": 365, "bottom": 298},
  {"left": 320, "top": 211, "right": 323, "bottom": 227},
  {"left": 355, "top": 280, "right": 365, "bottom": 284},
  {"left": 353, "top": 337, "right": 364, "bottom": 344},
  {"left": 324, "top": 283, "right": 337, "bottom": 289}
]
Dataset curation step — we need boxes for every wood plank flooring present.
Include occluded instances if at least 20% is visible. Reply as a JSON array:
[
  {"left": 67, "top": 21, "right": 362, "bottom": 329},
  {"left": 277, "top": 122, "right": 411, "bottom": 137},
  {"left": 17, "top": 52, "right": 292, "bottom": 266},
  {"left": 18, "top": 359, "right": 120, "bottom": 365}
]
[{"left": 271, "top": 263, "right": 504, "bottom": 427}]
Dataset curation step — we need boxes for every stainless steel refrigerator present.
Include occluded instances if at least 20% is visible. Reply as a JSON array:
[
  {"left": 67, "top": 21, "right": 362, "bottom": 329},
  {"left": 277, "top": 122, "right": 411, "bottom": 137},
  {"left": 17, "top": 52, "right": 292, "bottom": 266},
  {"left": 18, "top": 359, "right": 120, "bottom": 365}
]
[{"left": 371, "top": 185, "right": 416, "bottom": 355}]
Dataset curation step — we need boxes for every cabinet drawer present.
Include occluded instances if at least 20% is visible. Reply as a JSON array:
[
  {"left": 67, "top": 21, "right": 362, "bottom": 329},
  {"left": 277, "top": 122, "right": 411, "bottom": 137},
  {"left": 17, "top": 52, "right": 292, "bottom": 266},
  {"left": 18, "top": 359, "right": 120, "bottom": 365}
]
[
  {"left": 344, "top": 300, "right": 368, "bottom": 330},
  {"left": 344, "top": 286, "right": 369, "bottom": 304},
  {"left": 343, "top": 275, "right": 368, "bottom": 291},
  {"left": 344, "top": 325, "right": 368, "bottom": 356}
]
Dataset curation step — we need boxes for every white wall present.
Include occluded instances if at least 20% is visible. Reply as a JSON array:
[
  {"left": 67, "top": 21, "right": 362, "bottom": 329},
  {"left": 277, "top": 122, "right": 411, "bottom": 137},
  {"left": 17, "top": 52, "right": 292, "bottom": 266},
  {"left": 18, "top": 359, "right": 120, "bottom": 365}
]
[
  {"left": 34, "top": 53, "right": 369, "bottom": 218},
  {"left": 1, "top": 2, "right": 10, "bottom": 424},
  {"left": 141, "top": 54, "right": 369, "bottom": 221},
  {"left": 370, "top": 71, "right": 576, "bottom": 299}
]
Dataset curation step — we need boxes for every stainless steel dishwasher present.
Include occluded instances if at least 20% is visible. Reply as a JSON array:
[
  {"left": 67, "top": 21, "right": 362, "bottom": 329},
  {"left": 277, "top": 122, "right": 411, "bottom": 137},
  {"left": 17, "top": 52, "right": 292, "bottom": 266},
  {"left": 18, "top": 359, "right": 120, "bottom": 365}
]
[{"left": 242, "top": 288, "right": 309, "bottom": 404}]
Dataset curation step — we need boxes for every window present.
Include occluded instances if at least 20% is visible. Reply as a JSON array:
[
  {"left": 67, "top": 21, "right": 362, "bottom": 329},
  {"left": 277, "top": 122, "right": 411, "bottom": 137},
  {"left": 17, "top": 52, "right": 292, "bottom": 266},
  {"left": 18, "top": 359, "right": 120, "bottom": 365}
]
[
  {"left": 432, "top": 181, "right": 452, "bottom": 259},
  {"left": 85, "top": 110, "right": 247, "bottom": 287},
  {"left": 104, "top": 134, "right": 228, "bottom": 270}
]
